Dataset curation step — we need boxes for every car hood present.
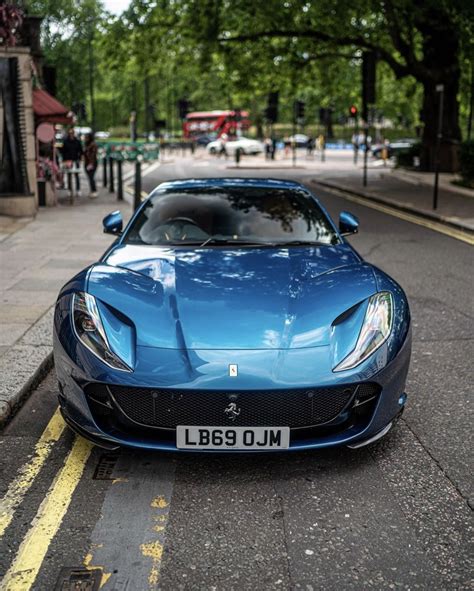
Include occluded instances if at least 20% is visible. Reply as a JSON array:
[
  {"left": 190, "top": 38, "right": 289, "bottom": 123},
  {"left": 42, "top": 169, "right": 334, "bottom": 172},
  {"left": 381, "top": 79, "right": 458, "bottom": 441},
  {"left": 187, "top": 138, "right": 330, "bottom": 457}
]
[{"left": 87, "top": 244, "right": 376, "bottom": 350}]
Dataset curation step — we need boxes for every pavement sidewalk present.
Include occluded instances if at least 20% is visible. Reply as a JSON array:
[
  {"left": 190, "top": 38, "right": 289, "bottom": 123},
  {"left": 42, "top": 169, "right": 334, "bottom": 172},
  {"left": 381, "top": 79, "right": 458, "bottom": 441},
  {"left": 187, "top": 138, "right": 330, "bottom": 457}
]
[
  {"left": 0, "top": 180, "right": 132, "bottom": 424},
  {"left": 311, "top": 159, "right": 474, "bottom": 234}
]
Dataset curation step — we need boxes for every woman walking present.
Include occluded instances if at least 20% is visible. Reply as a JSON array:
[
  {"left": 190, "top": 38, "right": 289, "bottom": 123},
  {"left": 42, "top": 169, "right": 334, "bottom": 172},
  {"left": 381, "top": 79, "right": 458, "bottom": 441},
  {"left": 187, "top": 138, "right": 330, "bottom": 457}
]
[{"left": 84, "top": 133, "right": 98, "bottom": 198}]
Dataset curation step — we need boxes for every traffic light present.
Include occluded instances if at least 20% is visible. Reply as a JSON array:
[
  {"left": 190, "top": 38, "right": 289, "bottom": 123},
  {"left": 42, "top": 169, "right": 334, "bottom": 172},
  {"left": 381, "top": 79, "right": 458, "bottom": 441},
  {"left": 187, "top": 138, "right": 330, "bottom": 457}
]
[
  {"left": 294, "top": 100, "right": 305, "bottom": 121},
  {"left": 320, "top": 107, "right": 333, "bottom": 124},
  {"left": 349, "top": 105, "right": 358, "bottom": 118},
  {"left": 264, "top": 91, "right": 279, "bottom": 123},
  {"left": 178, "top": 98, "right": 190, "bottom": 120},
  {"left": 72, "top": 102, "right": 87, "bottom": 121},
  {"left": 362, "top": 51, "right": 377, "bottom": 105}
]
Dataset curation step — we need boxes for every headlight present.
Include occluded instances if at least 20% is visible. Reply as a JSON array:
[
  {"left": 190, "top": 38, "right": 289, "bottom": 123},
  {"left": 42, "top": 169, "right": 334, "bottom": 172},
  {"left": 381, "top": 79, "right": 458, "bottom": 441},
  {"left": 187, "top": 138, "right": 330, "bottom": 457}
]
[
  {"left": 72, "top": 292, "right": 132, "bottom": 372},
  {"left": 334, "top": 292, "right": 393, "bottom": 372}
]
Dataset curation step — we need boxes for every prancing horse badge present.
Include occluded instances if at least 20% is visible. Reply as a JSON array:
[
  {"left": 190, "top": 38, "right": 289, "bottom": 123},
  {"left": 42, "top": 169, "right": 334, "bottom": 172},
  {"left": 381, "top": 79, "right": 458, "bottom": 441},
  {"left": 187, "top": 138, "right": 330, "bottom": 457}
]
[{"left": 229, "top": 364, "right": 238, "bottom": 377}]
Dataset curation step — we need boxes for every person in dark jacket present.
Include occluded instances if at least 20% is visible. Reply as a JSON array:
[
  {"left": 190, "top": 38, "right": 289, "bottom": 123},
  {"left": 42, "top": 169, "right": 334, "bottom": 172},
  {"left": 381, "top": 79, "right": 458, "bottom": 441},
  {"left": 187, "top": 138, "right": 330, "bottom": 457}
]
[
  {"left": 84, "top": 133, "right": 98, "bottom": 198},
  {"left": 61, "top": 128, "right": 83, "bottom": 194}
]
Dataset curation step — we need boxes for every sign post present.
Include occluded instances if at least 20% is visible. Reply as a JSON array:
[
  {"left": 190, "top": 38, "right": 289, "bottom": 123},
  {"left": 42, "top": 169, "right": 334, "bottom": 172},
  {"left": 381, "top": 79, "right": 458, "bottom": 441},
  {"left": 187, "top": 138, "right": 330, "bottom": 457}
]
[
  {"left": 362, "top": 52, "right": 376, "bottom": 187},
  {"left": 433, "top": 84, "right": 444, "bottom": 210}
]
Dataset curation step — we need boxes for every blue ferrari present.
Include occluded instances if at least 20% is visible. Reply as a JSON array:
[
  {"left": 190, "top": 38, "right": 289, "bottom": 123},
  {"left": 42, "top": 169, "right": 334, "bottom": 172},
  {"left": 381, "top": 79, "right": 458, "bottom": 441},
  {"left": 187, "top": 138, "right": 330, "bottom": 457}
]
[{"left": 53, "top": 178, "right": 411, "bottom": 452}]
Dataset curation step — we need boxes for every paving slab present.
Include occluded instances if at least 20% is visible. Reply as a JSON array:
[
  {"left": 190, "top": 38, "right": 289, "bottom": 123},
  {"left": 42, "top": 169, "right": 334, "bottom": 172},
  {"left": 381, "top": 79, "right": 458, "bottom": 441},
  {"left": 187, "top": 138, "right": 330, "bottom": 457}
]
[{"left": 0, "top": 184, "right": 131, "bottom": 426}]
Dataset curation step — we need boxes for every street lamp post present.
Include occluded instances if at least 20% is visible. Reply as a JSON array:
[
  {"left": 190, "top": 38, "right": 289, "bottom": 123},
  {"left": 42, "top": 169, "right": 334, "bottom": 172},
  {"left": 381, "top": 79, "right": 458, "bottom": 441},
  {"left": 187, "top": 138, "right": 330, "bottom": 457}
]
[
  {"left": 433, "top": 84, "right": 444, "bottom": 210},
  {"left": 144, "top": 77, "right": 150, "bottom": 140},
  {"left": 87, "top": 22, "right": 96, "bottom": 131}
]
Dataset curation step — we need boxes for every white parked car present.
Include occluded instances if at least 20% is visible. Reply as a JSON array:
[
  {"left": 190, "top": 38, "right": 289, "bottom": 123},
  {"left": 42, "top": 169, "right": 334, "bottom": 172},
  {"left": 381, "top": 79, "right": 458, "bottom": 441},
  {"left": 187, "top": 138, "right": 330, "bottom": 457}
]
[
  {"left": 207, "top": 136, "right": 263, "bottom": 156},
  {"left": 286, "top": 134, "right": 309, "bottom": 147}
]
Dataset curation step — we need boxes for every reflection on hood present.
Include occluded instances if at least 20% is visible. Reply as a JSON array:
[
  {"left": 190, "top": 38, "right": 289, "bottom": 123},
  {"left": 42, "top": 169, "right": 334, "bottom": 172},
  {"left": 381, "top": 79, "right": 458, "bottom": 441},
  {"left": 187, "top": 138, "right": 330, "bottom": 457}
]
[{"left": 87, "top": 243, "right": 376, "bottom": 350}]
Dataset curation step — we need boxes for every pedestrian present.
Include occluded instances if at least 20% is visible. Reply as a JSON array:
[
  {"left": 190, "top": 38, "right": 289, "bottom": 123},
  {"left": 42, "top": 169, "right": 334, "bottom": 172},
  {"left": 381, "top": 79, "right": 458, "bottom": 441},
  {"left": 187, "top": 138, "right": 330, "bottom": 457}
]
[
  {"left": 219, "top": 141, "right": 228, "bottom": 159},
  {"left": 84, "top": 133, "right": 98, "bottom": 198},
  {"left": 61, "top": 127, "right": 83, "bottom": 196},
  {"left": 381, "top": 138, "right": 390, "bottom": 166},
  {"left": 352, "top": 132, "right": 359, "bottom": 164},
  {"left": 271, "top": 136, "right": 277, "bottom": 160},
  {"left": 307, "top": 136, "right": 314, "bottom": 157},
  {"left": 264, "top": 137, "right": 272, "bottom": 160}
]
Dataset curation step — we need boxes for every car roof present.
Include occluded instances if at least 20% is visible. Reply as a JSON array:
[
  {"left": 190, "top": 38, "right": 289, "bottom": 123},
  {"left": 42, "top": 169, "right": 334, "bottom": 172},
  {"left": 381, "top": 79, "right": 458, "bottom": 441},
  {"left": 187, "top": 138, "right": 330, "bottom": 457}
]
[{"left": 155, "top": 178, "right": 307, "bottom": 192}]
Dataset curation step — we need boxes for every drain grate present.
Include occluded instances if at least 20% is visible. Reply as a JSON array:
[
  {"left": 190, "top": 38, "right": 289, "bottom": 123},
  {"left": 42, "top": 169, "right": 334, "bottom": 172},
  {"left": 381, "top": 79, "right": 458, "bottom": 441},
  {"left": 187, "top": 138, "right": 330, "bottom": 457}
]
[
  {"left": 54, "top": 567, "right": 101, "bottom": 591},
  {"left": 93, "top": 452, "right": 120, "bottom": 480}
]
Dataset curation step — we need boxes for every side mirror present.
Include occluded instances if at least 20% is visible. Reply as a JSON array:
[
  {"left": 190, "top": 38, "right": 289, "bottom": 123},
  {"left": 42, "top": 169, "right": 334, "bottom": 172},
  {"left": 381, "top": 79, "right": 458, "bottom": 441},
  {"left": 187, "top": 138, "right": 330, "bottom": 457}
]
[
  {"left": 339, "top": 211, "right": 359, "bottom": 236},
  {"left": 103, "top": 210, "right": 123, "bottom": 235}
]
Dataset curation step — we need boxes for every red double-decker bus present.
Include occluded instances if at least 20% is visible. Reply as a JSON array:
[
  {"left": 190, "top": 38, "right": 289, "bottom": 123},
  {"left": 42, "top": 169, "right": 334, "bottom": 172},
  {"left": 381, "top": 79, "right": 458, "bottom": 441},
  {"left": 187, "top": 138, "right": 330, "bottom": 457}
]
[{"left": 183, "top": 110, "right": 250, "bottom": 139}]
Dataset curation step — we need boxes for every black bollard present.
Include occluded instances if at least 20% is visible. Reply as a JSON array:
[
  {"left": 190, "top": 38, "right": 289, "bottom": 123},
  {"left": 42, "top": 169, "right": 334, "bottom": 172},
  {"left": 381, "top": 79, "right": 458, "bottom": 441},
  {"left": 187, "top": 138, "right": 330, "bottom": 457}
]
[
  {"left": 108, "top": 157, "right": 115, "bottom": 193},
  {"left": 117, "top": 159, "right": 123, "bottom": 201},
  {"left": 134, "top": 160, "right": 142, "bottom": 211},
  {"left": 102, "top": 156, "right": 108, "bottom": 187}
]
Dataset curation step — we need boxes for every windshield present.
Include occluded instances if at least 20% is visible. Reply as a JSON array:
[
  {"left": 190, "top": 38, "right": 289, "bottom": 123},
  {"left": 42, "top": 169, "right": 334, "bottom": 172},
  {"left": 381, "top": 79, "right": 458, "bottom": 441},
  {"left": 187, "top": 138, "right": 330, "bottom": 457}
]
[{"left": 124, "top": 187, "right": 339, "bottom": 247}]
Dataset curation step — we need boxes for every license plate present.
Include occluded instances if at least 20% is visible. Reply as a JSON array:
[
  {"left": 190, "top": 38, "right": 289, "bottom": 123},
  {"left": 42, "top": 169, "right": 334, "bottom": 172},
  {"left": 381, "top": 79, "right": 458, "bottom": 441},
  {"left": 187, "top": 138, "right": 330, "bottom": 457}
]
[{"left": 176, "top": 426, "right": 290, "bottom": 450}]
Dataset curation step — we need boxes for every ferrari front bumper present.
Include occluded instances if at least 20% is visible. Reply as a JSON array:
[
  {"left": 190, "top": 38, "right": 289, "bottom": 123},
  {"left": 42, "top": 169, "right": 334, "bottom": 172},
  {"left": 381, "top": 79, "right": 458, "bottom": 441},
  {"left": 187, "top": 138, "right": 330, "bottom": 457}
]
[{"left": 54, "top": 327, "right": 411, "bottom": 452}]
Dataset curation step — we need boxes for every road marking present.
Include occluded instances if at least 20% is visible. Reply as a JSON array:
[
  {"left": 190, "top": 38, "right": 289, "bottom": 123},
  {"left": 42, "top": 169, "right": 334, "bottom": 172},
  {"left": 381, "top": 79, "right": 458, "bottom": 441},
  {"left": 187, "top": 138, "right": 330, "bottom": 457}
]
[
  {"left": 142, "top": 160, "right": 162, "bottom": 177},
  {"left": 1, "top": 437, "right": 92, "bottom": 591},
  {"left": 124, "top": 185, "right": 149, "bottom": 201},
  {"left": 0, "top": 407, "right": 65, "bottom": 538},
  {"left": 123, "top": 159, "right": 161, "bottom": 203},
  {"left": 122, "top": 160, "right": 161, "bottom": 182},
  {"left": 319, "top": 185, "right": 474, "bottom": 245},
  {"left": 140, "top": 540, "right": 163, "bottom": 587},
  {"left": 83, "top": 453, "right": 175, "bottom": 589},
  {"left": 84, "top": 552, "right": 111, "bottom": 589}
]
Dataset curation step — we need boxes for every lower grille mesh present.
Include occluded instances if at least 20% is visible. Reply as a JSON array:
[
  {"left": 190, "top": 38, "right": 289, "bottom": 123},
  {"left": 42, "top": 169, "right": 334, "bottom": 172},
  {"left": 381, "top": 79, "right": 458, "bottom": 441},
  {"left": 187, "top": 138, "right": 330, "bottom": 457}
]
[{"left": 105, "top": 384, "right": 379, "bottom": 429}]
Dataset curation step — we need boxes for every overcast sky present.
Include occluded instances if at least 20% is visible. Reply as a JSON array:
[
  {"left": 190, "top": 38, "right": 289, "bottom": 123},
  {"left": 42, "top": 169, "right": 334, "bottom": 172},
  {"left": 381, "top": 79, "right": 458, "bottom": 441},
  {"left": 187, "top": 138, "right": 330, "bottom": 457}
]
[{"left": 103, "top": 0, "right": 131, "bottom": 15}]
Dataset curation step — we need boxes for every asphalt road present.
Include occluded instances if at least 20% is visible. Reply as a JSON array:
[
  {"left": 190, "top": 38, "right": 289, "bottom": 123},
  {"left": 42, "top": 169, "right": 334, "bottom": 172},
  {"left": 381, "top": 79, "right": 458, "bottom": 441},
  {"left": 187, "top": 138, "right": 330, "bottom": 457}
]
[{"left": 1, "top": 153, "right": 472, "bottom": 590}]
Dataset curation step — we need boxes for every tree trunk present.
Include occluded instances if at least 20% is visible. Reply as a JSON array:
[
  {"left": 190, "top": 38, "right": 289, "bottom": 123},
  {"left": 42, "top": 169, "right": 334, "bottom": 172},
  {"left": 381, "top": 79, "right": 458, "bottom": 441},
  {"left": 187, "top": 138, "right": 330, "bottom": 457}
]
[{"left": 418, "top": 8, "right": 462, "bottom": 172}]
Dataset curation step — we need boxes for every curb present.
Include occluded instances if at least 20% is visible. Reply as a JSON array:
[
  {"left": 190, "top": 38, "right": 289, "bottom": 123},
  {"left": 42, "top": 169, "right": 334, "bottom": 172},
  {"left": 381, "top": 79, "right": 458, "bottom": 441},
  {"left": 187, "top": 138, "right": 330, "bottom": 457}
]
[
  {"left": 388, "top": 169, "right": 474, "bottom": 200},
  {"left": 0, "top": 307, "right": 55, "bottom": 428},
  {"left": 314, "top": 180, "right": 474, "bottom": 236}
]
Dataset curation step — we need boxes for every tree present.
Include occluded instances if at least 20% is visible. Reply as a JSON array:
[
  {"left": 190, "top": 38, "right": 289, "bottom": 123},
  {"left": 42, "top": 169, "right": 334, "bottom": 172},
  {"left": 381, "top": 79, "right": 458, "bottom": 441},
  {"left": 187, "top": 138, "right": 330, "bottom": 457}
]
[
  {"left": 203, "top": 0, "right": 472, "bottom": 172},
  {"left": 26, "top": 0, "right": 105, "bottom": 127},
  {"left": 25, "top": 0, "right": 472, "bottom": 164}
]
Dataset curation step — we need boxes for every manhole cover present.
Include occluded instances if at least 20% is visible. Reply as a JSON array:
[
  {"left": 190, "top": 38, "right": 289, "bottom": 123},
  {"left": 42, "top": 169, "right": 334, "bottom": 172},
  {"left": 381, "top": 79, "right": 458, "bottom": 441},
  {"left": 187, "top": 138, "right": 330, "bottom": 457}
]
[{"left": 54, "top": 567, "right": 101, "bottom": 591}]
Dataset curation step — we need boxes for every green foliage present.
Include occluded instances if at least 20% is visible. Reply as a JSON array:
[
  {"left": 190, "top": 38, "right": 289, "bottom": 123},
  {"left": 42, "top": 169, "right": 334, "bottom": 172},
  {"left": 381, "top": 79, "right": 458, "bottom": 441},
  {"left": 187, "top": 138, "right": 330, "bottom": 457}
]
[
  {"left": 459, "top": 140, "right": 474, "bottom": 183},
  {"left": 26, "top": 0, "right": 471, "bottom": 145}
]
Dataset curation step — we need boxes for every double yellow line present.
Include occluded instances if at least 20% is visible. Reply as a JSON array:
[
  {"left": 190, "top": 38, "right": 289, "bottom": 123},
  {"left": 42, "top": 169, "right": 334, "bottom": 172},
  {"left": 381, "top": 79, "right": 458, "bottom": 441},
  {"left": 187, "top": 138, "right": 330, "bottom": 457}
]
[
  {"left": 319, "top": 184, "right": 474, "bottom": 246},
  {"left": 0, "top": 411, "right": 92, "bottom": 591},
  {"left": 0, "top": 408, "right": 64, "bottom": 537}
]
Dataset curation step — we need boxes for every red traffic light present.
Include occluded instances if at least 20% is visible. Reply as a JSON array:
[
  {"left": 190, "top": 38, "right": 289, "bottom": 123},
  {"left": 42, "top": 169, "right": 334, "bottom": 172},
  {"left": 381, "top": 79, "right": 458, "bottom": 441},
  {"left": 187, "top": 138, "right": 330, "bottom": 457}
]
[{"left": 350, "top": 105, "right": 358, "bottom": 116}]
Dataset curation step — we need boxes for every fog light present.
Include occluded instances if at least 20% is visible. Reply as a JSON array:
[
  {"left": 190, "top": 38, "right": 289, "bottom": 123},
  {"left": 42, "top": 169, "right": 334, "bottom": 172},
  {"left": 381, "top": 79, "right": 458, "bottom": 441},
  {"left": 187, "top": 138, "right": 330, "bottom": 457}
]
[{"left": 398, "top": 393, "right": 407, "bottom": 406}]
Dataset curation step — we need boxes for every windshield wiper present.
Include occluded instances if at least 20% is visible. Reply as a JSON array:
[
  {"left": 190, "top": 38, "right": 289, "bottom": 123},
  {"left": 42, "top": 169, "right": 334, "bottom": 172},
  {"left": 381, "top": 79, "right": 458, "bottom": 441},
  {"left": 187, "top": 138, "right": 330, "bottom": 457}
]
[
  {"left": 198, "top": 237, "right": 270, "bottom": 247},
  {"left": 272, "top": 240, "right": 326, "bottom": 247}
]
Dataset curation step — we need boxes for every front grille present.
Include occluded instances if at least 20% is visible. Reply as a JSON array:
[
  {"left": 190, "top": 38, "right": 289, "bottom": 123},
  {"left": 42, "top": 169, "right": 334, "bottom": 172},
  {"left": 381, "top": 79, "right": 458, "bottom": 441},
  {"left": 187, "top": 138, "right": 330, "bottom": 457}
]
[{"left": 105, "top": 384, "right": 379, "bottom": 429}]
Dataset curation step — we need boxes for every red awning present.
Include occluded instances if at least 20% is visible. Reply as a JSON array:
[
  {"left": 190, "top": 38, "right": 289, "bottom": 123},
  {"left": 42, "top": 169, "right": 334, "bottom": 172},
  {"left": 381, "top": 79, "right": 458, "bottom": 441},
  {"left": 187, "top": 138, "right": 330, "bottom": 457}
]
[{"left": 33, "top": 89, "right": 73, "bottom": 124}]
